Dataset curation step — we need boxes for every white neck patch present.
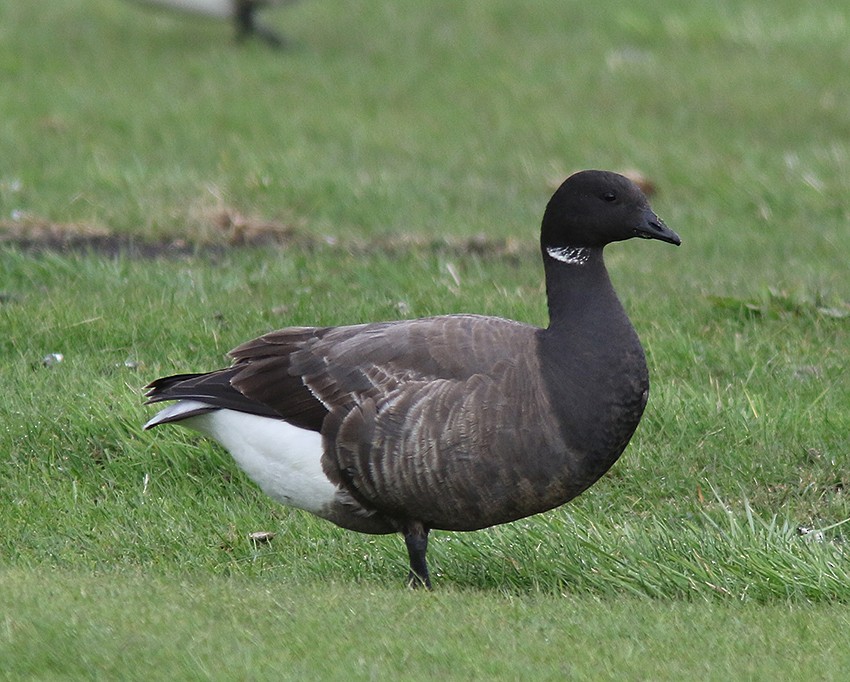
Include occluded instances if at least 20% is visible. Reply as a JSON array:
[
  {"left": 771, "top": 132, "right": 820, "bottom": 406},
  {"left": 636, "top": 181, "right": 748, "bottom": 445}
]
[{"left": 546, "top": 245, "right": 590, "bottom": 265}]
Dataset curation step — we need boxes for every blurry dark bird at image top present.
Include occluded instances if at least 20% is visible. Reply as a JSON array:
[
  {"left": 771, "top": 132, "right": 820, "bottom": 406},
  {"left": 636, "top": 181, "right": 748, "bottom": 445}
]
[
  {"left": 143, "top": 170, "right": 681, "bottom": 589},
  {"left": 125, "top": 0, "right": 298, "bottom": 48}
]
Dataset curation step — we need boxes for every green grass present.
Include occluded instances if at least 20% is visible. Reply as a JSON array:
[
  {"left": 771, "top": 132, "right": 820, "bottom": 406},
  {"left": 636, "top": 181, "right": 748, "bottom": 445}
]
[
  {"left": 4, "top": 570, "right": 850, "bottom": 681},
  {"left": 2, "top": 0, "right": 850, "bottom": 678}
]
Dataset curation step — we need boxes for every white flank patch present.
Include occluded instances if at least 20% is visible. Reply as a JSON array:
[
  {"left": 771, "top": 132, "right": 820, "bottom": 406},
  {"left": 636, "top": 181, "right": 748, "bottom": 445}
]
[
  {"left": 546, "top": 245, "right": 590, "bottom": 265},
  {"left": 144, "top": 400, "right": 211, "bottom": 428},
  {"left": 167, "top": 404, "right": 336, "bottom": 514}
]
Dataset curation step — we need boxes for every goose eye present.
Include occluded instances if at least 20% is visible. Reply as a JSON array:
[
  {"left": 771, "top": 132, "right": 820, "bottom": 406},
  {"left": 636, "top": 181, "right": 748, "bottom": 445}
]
[{"left": 602, "top": 192, "right": 617, "bottom": 203}]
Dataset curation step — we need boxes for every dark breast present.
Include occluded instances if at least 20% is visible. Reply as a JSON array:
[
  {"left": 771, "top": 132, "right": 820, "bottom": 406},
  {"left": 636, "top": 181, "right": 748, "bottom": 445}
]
[
  {"left": 318, "top": 318, "right": 647, "bottom": 531},
  {"left": 232, "top": 313, "right": 648, "bottom": 533}
]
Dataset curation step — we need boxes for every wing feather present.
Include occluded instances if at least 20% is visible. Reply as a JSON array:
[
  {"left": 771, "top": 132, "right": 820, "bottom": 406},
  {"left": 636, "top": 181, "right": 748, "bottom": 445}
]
[{"left": 149, "top": 314, "right": 567, "bottom": 529}]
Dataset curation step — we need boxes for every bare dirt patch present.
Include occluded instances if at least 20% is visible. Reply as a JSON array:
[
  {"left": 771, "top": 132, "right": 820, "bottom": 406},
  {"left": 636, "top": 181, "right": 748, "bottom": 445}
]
[
  {"left": 1, "top": 212, "right": 531, "bottom": 261},
  {"left": 0, "top": 210, "right": 308, "bottom": 258}
]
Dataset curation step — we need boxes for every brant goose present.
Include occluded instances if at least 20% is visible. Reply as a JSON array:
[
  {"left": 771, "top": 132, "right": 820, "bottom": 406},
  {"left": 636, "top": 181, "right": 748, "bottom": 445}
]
[
  {"left": 144, "top": 170, "right": 680, "bottom": 587},
  {"left": 126, "top": 0, "right": 292, "bottom": 47}
]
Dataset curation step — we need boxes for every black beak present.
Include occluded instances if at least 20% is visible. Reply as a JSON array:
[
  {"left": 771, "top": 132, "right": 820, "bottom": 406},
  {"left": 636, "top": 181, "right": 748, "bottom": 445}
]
[{"left": 635, "top": 210, "right": 681, "bottom": 246}]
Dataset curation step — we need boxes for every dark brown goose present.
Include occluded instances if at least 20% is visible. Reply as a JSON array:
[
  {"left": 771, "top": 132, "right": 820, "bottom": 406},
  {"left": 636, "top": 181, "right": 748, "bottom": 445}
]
[{"left": 144, "top": 170, "right": 680, "bottom": 587}]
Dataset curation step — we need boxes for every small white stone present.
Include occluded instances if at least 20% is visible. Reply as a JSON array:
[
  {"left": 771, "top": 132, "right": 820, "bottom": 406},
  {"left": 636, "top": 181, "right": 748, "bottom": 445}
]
[
  {"left": 42, "top": 353, "right": 64, "bottom": 367},
  {"left": 248, "top": 531, "right": 276, "bottom": 544}
]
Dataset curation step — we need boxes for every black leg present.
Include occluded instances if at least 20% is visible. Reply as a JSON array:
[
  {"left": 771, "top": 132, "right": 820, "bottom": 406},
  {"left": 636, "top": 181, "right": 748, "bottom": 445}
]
[
  {"left": 403, "top": 523, "right": 432, "bottom": 589},
  {"left": 234, "top": 1, "right": 285, "bottom": 48}
]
